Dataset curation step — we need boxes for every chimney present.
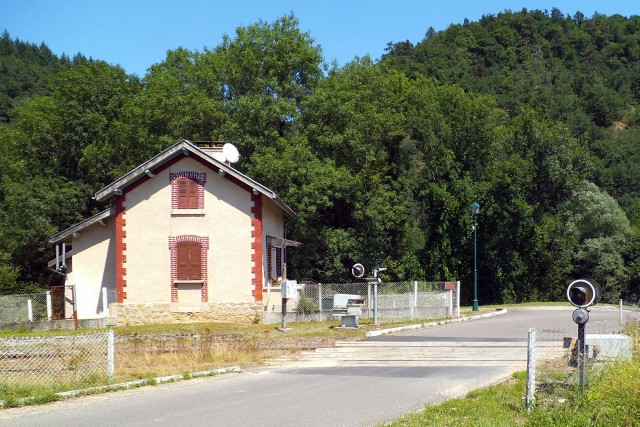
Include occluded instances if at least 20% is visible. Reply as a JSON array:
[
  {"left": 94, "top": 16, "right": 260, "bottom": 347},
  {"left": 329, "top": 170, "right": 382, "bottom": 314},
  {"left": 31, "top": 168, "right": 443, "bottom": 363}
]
[{"left": 193, "top": 141, "right": 226, "bottom": 163}]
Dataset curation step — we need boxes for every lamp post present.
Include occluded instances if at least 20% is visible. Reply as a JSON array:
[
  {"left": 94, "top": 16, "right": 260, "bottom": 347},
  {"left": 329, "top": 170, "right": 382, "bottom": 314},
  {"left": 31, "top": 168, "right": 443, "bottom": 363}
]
[{"left": 470, "top": 202, "right": 480, "bottom": 312}]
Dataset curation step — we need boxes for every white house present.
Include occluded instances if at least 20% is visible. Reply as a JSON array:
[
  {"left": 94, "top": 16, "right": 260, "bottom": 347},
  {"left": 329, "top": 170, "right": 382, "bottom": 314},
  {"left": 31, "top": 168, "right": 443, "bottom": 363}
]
[{"left": 49, "top": 140, "right": 299, "bottom": 325}]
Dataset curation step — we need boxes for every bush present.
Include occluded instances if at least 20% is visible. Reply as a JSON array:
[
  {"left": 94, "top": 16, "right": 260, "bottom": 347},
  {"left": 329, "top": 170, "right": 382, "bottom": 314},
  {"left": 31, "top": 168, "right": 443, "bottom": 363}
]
[{"left": 295, "top": 296, "right": 318, "bottom": 314}]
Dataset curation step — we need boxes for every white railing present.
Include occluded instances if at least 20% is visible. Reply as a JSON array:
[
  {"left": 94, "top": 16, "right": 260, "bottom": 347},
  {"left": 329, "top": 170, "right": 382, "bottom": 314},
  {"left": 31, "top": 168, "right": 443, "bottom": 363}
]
[{"left": 263, "top": 280, "right": 460, "bottom": 324}]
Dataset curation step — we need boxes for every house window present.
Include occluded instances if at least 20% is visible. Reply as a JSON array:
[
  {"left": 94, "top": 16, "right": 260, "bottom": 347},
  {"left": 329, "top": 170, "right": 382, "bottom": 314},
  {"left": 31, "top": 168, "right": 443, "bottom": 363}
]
[
  {"left": 170, "top": 172, "right": 206, "bottom": 211},
  {"left": 177, "top": 241, "right": 202, "bottom": 280},
  {"left": 169, "top": 235, "right": 209, "bottom": 304},
  {"left": 177, "top": 177, "right": 199, "bottom": 209},
  {"left": 266, "top": 237, "right": 283, "bottom": 281}
]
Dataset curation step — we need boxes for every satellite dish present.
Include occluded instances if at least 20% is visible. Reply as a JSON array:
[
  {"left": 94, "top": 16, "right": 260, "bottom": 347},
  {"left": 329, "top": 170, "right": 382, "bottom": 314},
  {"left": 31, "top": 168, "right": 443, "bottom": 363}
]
[
  {"left": 352, "top": 263, "right": 365, "bottom": 278},
  {"left": 222, "top": 143, "right": 240, "bottom": 164}
]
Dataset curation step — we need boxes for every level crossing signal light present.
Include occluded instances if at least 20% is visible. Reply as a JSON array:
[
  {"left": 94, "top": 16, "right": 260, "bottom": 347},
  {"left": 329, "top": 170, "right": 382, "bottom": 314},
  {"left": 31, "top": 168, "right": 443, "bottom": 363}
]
[
  {"left": 351, "top": 263, "right": 365, "bottom": 278},
  {"left": 566, "top": 278, "right": 601, "bottom": 393},
  {"left": 566, "top": 279, "right": 601, "bottom": 308}
]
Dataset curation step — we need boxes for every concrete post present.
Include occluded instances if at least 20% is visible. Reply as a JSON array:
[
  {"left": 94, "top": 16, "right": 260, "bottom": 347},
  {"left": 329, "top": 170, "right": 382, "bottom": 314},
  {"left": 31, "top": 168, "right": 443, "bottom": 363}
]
[
  {"left": 526, "top": 327, "right": 536, "bottom": 411},
  {"left": 456, "top": 281, "right": 461, "bottom": 318},
  {"left": 27, "top": 299, "right": 33, "bottom": 322},
  {"left": 102, "top": 287, "right": 109, "bottom": 318},
  {"left": 619, "top": 299, "right": 623, "bottom": 330},
  {"left": 373, "top": 282, "right": 379, "bottom": 326},
  {"left": 107, "top": 330, "right": 115, "bottom": 379},
  {"left": 46, "top": 291, "right": 52, "bottom": 320}
]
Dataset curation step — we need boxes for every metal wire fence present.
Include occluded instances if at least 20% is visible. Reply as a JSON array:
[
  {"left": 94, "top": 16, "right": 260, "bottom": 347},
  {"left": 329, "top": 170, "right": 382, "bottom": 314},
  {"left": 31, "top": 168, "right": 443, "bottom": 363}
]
[
  {"left": 0, "top": 293, "right": 49, "bottom": 323},
  {"left": 263, "top": 280, "right": 460, "bottom": 324},
  {"left": 0, "top": 331, "right": 115, "bottom": 388},
  {"left": 0, "top": 288, "right": 118, "bottom": 325},
  {"left": 526, "top": 302, "right": 640, "bottom": 410}
]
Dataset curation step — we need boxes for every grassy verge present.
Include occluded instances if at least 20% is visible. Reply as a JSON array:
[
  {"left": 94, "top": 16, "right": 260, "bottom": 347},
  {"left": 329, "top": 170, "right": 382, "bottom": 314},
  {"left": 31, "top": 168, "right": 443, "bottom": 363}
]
[
  {"left": 2, "top": 314, "right": 477, "bottom": 404},
  {"left": 389, "top": 371, "right": 530, "bottom": 427},
  {"left": 388, "top": 320, "right": 640, "bottom": 427},
  {"left": 0, "top": 305, "right": 571, "bottom": 407}
]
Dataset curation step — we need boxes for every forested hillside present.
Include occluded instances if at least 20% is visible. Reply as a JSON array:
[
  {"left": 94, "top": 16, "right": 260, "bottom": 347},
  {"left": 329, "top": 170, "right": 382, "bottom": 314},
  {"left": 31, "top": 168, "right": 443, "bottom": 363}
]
[
  {"left": 383, "top": 8, "right": 640, "bottom": 226},
  {"left": 0, "top": 11, "right": 638, "bottom": 305},
  {"left": 0, "top": 31, "right": 90, "bottom": 124}
]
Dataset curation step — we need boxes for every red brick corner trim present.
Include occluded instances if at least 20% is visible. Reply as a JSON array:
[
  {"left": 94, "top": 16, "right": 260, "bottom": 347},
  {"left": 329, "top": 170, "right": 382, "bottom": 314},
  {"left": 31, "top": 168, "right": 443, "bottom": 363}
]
[
  {"left": 251, "top": 193, "right": 263, "bottom": 301},
  {"left": 168, "top": 235, "right": 210, "bottom": 303}
]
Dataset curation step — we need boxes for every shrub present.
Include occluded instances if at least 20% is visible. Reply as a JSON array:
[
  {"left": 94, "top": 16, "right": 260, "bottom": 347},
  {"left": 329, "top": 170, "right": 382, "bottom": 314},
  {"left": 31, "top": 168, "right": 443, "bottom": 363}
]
[{"left": 295, "top": 296, "right": 318, "bottom": 314}]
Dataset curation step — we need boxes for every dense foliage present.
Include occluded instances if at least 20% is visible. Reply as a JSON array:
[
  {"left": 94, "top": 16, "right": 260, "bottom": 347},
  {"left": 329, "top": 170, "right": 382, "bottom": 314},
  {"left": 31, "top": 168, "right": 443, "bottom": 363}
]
[{"left": 0, "top": 10, "right": 638, "bottom": 304}]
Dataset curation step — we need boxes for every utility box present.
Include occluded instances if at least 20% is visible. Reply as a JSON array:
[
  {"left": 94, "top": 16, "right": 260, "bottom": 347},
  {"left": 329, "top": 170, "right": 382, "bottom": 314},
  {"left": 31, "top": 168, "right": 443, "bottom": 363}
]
[
  {"left": 586, "top": 334, "right": 632, "bottom": 361},
  {"left": 332, "top": 294, "right": 365, "bottom": 328},
  {"left": 281, "top": 280, "right": 298, "bottom": 299}
]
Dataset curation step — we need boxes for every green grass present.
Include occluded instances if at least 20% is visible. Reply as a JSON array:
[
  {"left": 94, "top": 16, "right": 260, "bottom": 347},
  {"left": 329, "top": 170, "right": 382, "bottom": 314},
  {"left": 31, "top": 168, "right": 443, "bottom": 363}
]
[
  {"left": 388, "top": 372, "right": 529, "bottom": 427},
  {"left": 0, "top": 374, "right": 109, "bottom": 408},
  {"left": 388, "top": 321, "right": 640, "bottom": 427}
]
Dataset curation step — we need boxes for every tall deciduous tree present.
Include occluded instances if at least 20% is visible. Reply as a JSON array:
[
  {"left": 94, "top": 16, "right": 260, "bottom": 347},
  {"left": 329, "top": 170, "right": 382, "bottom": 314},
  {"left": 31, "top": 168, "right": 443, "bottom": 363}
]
[{"left": 205, "top": 13, "right": 323, "bottom": 155}]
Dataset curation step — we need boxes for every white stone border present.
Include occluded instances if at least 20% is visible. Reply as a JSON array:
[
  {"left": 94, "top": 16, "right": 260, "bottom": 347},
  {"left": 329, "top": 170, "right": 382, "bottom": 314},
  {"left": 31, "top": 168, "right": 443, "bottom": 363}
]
[
  {"left": 365, "top": 308, "right": 508, "bottom": 337},
  {"left": 0, "top": 366, "right": 241, "bottom": 408}
]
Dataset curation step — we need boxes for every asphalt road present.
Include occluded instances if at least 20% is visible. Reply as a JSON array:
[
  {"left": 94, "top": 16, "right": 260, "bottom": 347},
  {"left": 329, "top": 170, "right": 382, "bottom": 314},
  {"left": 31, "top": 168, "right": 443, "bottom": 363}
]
[{"left": 0, "top": 307, "right": 635, "bottom": 427}]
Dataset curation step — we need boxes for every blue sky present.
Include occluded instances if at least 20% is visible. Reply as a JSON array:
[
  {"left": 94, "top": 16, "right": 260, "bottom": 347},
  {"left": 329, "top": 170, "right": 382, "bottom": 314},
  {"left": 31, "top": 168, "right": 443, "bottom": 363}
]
[{"left": 1, "top": 1, "right": 638, "bottom": 77}]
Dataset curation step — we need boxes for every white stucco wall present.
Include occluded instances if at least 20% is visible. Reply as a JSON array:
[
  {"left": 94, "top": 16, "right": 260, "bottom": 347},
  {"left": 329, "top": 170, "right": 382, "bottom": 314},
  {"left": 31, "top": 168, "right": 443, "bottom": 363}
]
[
  {"left": 123, "top": 156, "right": 263, "bottom": 305},
  {"left": 69, "top": 218, "right": 116, "bottom": 319}
]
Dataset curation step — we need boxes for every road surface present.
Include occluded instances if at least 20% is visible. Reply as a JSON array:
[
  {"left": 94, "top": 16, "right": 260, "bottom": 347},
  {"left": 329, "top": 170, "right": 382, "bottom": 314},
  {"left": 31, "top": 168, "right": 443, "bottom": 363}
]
[{"left": 0, "top": 306, "right": 634, "bottom": 427}]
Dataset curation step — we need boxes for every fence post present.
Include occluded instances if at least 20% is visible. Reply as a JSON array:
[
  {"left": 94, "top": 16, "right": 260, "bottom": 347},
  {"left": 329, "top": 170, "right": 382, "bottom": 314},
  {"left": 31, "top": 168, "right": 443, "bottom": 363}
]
[
  {"left": 27, "top": 299, "right": 33, "bottom": 322},
  {"left": 107, "top": 330, "right": 115, "bottom": 380},
  {"left": 102, "top": 287, "right": 109, "bottom": 318},
  {"left": 318, "top": 283, "right": 323, "bottom": 315},
  {"left": 367, "top": 283, "right": 372, "bottom": 319},
  {"left": 46, "top": 291, "right": 52, "bottom": 320},
  {"left": 414, "top": 281, "right": 418, "bottom": 318},
  {"left": 526, "top": 327, "right": 536, "bottom": 411},
  {"left": 410, "top": 281, "right": 416, "bottom": 319},
  {"left": 456, "top": 281, "right": 461, "bottom": 318},
  {"left": 72, "top": 285, "right": 79, "bottom": 330},
  {"left": 373, "top": 282, "right": 379, "bottom": 326},
  {"left": 619, "top": 299, "right": 623, "bottom": 331},
  {"left": 409, "top": 292, "right": 414, "bottom": 320}
]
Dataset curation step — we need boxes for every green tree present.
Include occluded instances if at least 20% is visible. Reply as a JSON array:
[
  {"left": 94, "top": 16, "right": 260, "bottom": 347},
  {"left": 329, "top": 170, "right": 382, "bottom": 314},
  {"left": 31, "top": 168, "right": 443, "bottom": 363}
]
[
  {"left": 299, "top": 59, "right": 412, "bottom": 280},
  {"left": 562, "top": 180, "right": 633, "bottom": 301},
  {"left": 137, "top": 47, "right": 226, "bottom": 144},
  {"left": 8, "top": 61, "right": 143, "bottom": 188},
  {"left": 0, "top": 31, "right": 74, "bottom": 123},
  {"left": 206, "top": 13, "right": 323, "bottom": 156}
]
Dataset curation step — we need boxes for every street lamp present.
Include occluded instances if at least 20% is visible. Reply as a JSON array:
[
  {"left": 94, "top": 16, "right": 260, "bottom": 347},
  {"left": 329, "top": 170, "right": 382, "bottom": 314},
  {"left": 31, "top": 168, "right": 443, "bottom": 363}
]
[{"left": 470, "top": 202, "right": 480, "bottom": 312}]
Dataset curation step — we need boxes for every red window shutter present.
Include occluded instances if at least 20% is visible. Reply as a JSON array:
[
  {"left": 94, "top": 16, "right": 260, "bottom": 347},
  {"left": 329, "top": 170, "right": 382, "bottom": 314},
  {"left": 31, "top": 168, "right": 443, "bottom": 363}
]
[
  {"left": 188, "top": 243, "right": 201, "bottom": 280},
  {"left": 177, "top": 243, "right": 190, "bottom": 280},
  {"left": 177, "top": 178, "right": 199, "bottom": 209},
  {"left": 187, "top": 179, "right": 198, "bottom": 208},
  {"left": 177, "top": 241, "right": 202, "bottom": 280}
]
